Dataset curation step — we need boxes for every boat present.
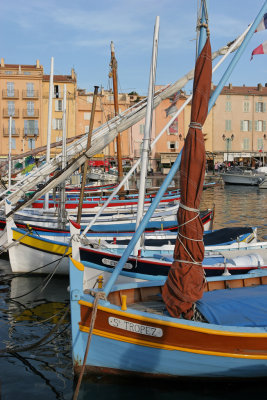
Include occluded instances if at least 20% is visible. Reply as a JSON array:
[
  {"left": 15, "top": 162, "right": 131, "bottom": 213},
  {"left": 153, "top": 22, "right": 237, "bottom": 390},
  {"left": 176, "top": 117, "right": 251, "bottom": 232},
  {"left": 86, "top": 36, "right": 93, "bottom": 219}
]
[
  {"left": 220, "top": 166, "right": 265, "bottom": 186},
  {"left": 69, "top": 4, "right": 267, "bottom": 382},
  {"left": 4, "top": 208, "right": 213, "bottom": 274}
]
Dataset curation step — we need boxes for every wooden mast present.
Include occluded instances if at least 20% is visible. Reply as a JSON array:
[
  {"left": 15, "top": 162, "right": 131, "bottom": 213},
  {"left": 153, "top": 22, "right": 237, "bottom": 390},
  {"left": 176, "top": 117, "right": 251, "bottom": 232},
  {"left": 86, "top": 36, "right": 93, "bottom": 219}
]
[
  {"left": 110, "top": 41, "right": 124, "bottom": 190},
  {"left": 76, "top": 86, "right": 99, "bottom": 224}
]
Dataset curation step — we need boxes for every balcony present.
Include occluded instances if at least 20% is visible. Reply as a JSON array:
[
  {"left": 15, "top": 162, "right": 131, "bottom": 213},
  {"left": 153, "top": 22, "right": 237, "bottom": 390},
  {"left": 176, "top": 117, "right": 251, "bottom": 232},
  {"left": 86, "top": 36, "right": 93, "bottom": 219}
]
[
  {"left": 23, "top": 128, "right": 39, "bottom": 137},
  {"left": 3, "top": 128, "right": 20, "bottom": 137},
  {"left": 22, "top": 90, "right": 39, "bottom": 99},
  {"left": 22, "top": 109, "right": 39, "bottom": 118},
  {"left": 3, "top": 108, "right": 19, "bottom": 118},
  {"left": 2, "top": 89, "right": 19, "bottom": 99}
]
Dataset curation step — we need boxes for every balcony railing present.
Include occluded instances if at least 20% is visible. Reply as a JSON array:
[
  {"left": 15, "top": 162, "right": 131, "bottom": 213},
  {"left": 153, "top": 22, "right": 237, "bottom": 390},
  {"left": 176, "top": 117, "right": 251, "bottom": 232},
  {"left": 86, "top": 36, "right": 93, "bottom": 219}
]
[
  {"left": 23, "top": 128, "right": 39, "bottom": 137},
  {"left": 22, "top": 90, "right": 39, "bottom": 99},
  {"left": 3, "top": 128, "right": 20, "bottom": 137},
  {"left": 2, "top": 89, "right": 19, "bottom": 99},
  {"left": 22, "top": 109, "right": 39, "bottom": 118},
  {"left": 3, "top": 108, "right": 19, "bottom": 118}
]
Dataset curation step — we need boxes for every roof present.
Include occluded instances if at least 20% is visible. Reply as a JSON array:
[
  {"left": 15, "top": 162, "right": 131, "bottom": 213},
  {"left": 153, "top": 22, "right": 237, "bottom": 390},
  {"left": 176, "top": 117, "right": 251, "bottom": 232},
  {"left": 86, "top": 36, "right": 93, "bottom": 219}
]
[
  {"left": 212, "top": 84, "right": 267, "bottom": 96},
  {"left": 43, "top": 74, "right": 76, "bottom": 83}
]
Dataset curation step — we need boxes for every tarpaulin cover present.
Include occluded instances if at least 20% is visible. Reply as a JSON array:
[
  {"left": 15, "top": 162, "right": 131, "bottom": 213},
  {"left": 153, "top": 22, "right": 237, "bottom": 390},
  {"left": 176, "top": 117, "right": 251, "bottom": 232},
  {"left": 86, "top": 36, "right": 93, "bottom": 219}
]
[
  {"left": 197, "top": 285, "right": 267, "bottom": 327},
  {"left": 162, "top": 37, "right": 212, "bottom": 319}
]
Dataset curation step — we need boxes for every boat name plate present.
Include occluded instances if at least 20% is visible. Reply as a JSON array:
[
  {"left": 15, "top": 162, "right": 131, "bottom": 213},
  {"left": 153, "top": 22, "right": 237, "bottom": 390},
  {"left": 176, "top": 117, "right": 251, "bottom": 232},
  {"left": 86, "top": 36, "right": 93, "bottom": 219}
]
[
  {"left": 108, "top": 317, "right": 163, "bottom": 337},
  {"left": 102, "top": 258, "right": 133, "bottom": 270}
]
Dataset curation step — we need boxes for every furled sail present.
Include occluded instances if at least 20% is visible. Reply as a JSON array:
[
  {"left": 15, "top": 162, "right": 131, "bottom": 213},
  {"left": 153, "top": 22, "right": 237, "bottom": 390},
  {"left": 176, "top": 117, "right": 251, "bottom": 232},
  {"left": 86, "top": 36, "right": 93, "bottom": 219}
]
[{"left": 162, "top": 37, "right": 212, "bottom": 319}]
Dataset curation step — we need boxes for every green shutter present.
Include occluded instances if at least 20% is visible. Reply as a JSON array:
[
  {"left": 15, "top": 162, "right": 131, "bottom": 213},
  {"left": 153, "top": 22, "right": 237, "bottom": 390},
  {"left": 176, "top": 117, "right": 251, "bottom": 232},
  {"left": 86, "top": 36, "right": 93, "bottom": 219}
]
[
  {"left": 256, "top": 102, "right": 259, "bottom": 112},
  {"left": 240, "top": 120, "right": 243, "bottom": 131},
  {"left": 263, "top": 121, "right": 266, "bottom": 132},
  {"left": 264, "top": 103, "right": 266, "bottom": 112},
  {"left": 249, "top": 121, "right": 252, "bottom": 131},
  {"left": 255, "top": 120, "right": 258, "bottom": 131}
]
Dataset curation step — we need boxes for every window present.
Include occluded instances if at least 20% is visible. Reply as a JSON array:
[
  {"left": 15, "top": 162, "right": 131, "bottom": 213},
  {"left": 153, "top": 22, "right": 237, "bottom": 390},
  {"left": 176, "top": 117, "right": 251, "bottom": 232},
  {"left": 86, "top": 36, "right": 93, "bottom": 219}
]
[
  {"left": 87, "top": 96, "right": 93, "bottom": 103},
  {"left": 224, "top": 140, "right": 232, "bottom": 151},
  {"left": 226, "top": 95, "right": 231, "bottom": 99},
  {"left": 26, "top": 83, "right": 34, "bottom": 97},
  {"left": 24, "top": 120, "right": 38, "bottom": 135},
  {"left": 11, "top": 138, "right": 16, "bottom": 150},
  {"left": 27, "top": 101, "right": 34, "bottom": 117},
  {"left": 240, "top": 120, "right": 252, "bottom": 132},
  {"left": 7, "top": 82, "right": 14, "bottom": 97},
  {"left": 84, "top": 125, "right": 89, "bottom": 133},
  {"left": 5, "top": 71, "right": 12, "bottom": 75},
  {"left": 54, "top": 85, "right": 61, "bottom": 98},
  {"left": 167, "top": 141, "right": 176, "bottom": 150},
  {"left": 55, "top": 99, "right": 63, "bottom": 111},
  {"left": 243, "top": 101, "right": 250, "bottom": 112},
  {"left": 256, "top": 102, "right": 266, "bottom": 112},
  {"left": 255, "top": 120, "right": 266, "bottom": 132},
  {"left": 8, "top": 101, "right": 15, "bottom": 116},
  {"left": 139, "top": 124, "right": 145, "bottom": 134},
  {"left": 242, "top": 138, "right": 249, "bottom": 150},
  {"left": 8, "top": 118, "right": 15, "bottom": 134},
  {"left": 225, "top": 120, "right": 231, "bottom": 131},
  {"left": 28, "top": 138, "right": 36, "bottom": 150},
  {"left": 168, "top": 118, "right": 178, "bottom": 135},
  {"left": 108, "top": 95, "right": 114, "bottom": 101},
  {"left": 52, "top": 118, "right": 63, "bottom": 130},
  {"left": 225, "top": 101, "right": 231, "bottom": 112},
  {"left": 258, "top": 138, "right": 264, "bottom": 151},
  {"left": 84, "top": 112, "right": 91, "bottom": 120}
]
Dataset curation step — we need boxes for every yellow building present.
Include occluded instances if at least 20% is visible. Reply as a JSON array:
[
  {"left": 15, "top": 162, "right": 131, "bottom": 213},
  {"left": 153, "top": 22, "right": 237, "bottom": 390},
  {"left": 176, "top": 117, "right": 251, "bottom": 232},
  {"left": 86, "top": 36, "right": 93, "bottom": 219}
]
[
  {"left": 0, "top": 58, "right": 43, "bottom": 159},
  {"left": 0, "top": 58, "right": 77, "bottom": 164}
]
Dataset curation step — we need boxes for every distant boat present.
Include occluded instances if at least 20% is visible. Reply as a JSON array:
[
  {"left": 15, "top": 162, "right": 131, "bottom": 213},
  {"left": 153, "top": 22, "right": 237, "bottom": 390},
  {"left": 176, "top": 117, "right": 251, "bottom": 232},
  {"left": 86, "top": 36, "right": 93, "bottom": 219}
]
[{"left": 220, "top": 167, "right": 265, "bottom": 186}]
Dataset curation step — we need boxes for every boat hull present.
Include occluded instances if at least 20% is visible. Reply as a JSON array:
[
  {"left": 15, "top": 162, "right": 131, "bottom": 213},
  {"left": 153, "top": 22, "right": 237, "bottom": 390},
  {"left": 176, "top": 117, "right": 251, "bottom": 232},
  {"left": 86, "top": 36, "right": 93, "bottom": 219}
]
[{"left": 69, "top": 261, "right": 267, "bottom": 379}]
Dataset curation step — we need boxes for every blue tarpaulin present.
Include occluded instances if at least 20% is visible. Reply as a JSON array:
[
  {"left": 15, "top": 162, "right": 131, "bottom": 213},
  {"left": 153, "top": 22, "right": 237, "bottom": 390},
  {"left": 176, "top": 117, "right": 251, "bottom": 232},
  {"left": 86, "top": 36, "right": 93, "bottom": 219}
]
[{"left": 197, "top": 285, "right": 267, "bottom": 327}]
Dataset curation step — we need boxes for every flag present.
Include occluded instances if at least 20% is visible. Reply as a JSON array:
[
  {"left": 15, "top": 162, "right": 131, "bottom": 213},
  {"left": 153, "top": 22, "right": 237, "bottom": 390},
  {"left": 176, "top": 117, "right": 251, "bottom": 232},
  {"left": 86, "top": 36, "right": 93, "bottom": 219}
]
[
  {"left": 251, "top": 40, "right": 267, "bottom": 60},
  {"left": 255, "top": 13, "right": 267, "bottom": 32},
  {"left": 165, "top": 90, "right": 181, "bottom": 117}
]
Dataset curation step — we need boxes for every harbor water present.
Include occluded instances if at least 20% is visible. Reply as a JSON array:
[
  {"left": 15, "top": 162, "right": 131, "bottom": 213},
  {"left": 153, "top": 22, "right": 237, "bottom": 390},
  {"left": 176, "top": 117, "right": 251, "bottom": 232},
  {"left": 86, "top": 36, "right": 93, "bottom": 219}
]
[{"left": 0, "top": 182, "right": 267, "bottom": 399}]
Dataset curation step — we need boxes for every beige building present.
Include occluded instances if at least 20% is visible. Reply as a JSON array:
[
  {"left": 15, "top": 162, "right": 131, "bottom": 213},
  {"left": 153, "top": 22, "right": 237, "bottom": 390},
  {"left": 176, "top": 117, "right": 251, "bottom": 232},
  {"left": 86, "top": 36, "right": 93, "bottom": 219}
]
[
  {"left": 76, "top": 88, "right": 134, "bottom": 164},
  {"left": 42, "top": 71, "right": 76, "bottom": 156},
  {"left": 211, "top": 83, "right": 267, "bottom": 165}
]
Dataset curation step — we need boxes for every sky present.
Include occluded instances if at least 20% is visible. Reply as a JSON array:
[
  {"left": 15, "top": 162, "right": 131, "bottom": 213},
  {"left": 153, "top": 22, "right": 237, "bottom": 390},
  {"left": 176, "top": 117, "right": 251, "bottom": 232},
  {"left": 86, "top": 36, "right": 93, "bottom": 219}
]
[{"left": 1, "top": 0, "right": 267, "bottom": 96}]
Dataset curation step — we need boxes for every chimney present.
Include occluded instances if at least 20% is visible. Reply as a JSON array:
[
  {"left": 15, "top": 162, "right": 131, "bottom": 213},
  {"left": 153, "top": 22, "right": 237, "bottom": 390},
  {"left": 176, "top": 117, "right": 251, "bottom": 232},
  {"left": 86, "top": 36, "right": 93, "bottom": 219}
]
[
  {"left": 258, "top": 83, "right": 263, "bottom": 91},
  {"left": 71, "top": 68, "right": 76, "bottom": 80},
  {"left": 36, "top": 59, "right": 40, "bottom": 68},
  {"left": 1, "top": 58, "right": 4, "bottom": 67},
  {"left": 229, "top": 83, "right": 232, "bottom": 89}
]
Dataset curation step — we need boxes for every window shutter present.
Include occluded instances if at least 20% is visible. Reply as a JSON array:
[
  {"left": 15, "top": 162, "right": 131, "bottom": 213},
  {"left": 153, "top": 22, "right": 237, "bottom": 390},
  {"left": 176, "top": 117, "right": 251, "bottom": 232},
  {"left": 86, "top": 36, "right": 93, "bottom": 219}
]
[
  {"left": 256, "top": 102, "right": 259, "bottom": 112},
  {"left": 167, "top": 141, "right": 170, "bottom": 149},
  {"left": 52, "top": 119, "right": 56, "bottom": 129},
  {"left": 175, "top": 141, "right": 179, "bottom": 149},
  {"left": 249, "top": 121, "right": 252, "bottom": 131},
  {"left": 255, "top": 120, "right": 258, "bottom": 131},
  {"left": 263, "top": 121, "right": 266, "bottom": 132},
  {"left": 264, "top": 103, "right": 266, "bottom": 112},
  {"left": 240, "top": 120, "right": 243, "bottom": 131}
]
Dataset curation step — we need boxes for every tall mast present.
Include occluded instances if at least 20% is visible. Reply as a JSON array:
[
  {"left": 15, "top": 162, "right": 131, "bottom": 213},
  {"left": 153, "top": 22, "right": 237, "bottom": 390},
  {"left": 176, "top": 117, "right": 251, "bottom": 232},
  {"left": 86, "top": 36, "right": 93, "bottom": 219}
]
[
  {"left": 76, "top": 86, "right": 99, "bottom": 224},
  {"left": 44, "top": 56, "right": 54, "bottom": 210},
  {"left": 110, "top": 41, "right": 124, "bottom": 189}
]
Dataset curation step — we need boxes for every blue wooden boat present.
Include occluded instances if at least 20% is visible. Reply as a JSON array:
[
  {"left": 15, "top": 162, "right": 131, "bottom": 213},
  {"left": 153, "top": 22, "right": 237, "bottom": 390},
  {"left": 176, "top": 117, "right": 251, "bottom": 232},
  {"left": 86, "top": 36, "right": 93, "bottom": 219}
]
[{"left": 69, "top": 2, "right": 267, "bottom": 383}]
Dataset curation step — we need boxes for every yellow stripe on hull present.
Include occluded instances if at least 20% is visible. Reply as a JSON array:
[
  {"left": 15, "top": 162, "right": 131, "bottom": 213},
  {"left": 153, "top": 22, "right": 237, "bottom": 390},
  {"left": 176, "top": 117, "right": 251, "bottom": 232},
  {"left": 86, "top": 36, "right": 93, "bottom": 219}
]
[
  {"left": 12, "top": 230, "right": 72, "bottom": 256},
  {"left": 79, "top": 325, "right": 267, "bottom": 360}
]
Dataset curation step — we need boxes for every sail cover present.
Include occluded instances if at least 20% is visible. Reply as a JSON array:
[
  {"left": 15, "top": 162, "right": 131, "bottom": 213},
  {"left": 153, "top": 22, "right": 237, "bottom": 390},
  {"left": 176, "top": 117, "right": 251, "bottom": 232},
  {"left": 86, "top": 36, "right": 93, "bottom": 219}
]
[{"left": 162, "top": 37, "right": 212, "bottom": 319}]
